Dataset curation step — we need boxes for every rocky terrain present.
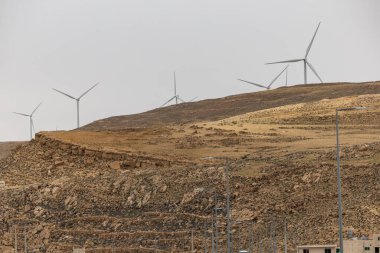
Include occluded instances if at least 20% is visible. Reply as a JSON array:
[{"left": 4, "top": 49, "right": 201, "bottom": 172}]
[
  {"left": 0, "top": 142, "right": 25, "bottom": 160},
  {"left": 1, "top": 82, "right": 380, "bottom": 252}
]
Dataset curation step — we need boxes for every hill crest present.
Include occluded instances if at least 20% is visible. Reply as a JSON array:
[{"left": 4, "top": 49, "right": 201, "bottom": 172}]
[{"left": 82, "top": 81, "right": 380, "bottom": 131}]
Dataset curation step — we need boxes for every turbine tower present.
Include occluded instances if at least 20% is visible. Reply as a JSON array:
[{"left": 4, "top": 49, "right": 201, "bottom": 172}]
[
  {"left": 285, "top": 67, "right": 288, "bottom": 87},
  {"left": 160, "top": 72, "right": 186, "bottom": 107},
  {"left": 53, "top": 82, "right": 99, "bottom": 129},
  {"left": 266, "top": 22, "right": 323, "bottom": 84},
  {"left": 13, "top": 102, "right": 42, "bottom": 140},
  {"left": 238, "top": 65, "right": 289, "bottom": 90}
]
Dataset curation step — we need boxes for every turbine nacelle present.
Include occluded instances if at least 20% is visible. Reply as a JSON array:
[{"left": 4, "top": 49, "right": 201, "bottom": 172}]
[
  {"left": 238, "top": 65, "right": 289, "bottom": 91},
  {"left": 53, "top": 82, "right": 100, "bottom": 129},
  {"left": 160, "top": 72, "right": 196, "bottom": 108},
  {"left": 13, "top": 102, "right": 42, "bottom": 140},
  {"left": 266, "top": 22, "right": 323, "bottom": 84}
]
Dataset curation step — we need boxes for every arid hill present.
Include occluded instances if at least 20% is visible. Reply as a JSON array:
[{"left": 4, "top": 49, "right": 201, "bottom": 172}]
[
  {"left": 83, "top": 81, "right": 380, "bottom": 130},
  {"left": 1, "top": 82, "right": 380, "bottom": 253}
]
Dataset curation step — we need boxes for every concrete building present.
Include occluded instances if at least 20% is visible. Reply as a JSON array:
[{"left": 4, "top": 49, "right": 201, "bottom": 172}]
[
  {"left": 344, "top": 234, "right": 380, "bottom": 253},
  {"left": 297, "top": 234, "right": 380, "bottom": 253},
  {"left": 297, "top": 244, "right": 338, "bottom": 253}
]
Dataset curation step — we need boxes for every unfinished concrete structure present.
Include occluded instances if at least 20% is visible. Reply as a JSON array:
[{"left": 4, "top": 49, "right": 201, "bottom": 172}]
[
  {"left": 297, "top": 244, "right": 338, "bottom": 253},
  {"left": 297, "top": 234, "right": 380, "bottom": 253},
  {"left": 344, "top": 234, "right": 380, "bottom": 253}
]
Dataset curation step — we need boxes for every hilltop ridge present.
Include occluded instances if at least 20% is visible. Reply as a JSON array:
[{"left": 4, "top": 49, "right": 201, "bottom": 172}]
[{"left": 83, "top": 81, "right": 380, "bottom": 130}]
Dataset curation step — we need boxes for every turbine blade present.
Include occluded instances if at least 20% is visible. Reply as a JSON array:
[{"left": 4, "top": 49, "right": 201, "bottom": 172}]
[
  {"left": 160, "top": 96, "right": 176, "bottom": 108},
  {"left": 266, "top": 59, "right": 304, "bottom": 65},
  {"left": 238, "top": 79, "right": 267, "bottom": 89},
  {"left": 306, "top": 61, "right": 323, "bottom": 83},
  {"left": 305, "top": 22, "right": 321, "bottom": 58},
  {"left": 53, "top": 88, "right": 76, "bottom": 100},
  {"left": 31, "top": 102, "right": 42, "bottom": 116},
  {"left": 79, "top": 82, "right": 100, "bottom": 99},
  {"left": 268, "top": 65, "right": 289, "bottom": 88},
  {"left": 13, "top": 112, "right": 30, "bottom": 117},
  {"left": 189, "top": 97, "right": 198, "bottom": 102}
]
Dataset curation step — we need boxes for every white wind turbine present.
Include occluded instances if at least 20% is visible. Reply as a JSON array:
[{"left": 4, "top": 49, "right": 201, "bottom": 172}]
[
  {"left": 13, "top": 102, "right": 42, "bottom": 140},
  {"left": 160, "top": 72, "right": 187, "bottom": 107},
  {"left": 53, "top": 82, "right": 99, "bottom": 129},
  {"left": 238, "top": 65, "right": 289, "bottom": 90},
  {"left": 266, "top": 22, "right": 323, "bottom": 84}
]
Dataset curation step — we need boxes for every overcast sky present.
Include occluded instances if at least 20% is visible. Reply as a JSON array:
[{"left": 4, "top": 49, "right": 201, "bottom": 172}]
[{"left": 0, "top": 0, "right": 379, "bottom": 141}]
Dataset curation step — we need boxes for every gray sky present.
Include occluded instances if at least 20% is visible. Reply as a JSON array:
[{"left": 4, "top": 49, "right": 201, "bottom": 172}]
[{"left": 0, "top": 0, "right": 379, "bottom": 141}]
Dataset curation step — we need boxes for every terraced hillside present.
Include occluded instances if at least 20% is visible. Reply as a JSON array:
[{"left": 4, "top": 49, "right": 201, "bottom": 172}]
[{"left": 1, "top": 82, "right": 380, "bottom": 253}]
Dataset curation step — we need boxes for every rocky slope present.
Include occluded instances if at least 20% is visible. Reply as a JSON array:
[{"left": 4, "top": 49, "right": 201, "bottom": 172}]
[
  {"left": 0, "top": 142, "right": 25, "bottom": 160},
  {"left": 1, "top": 83, "right": 380, "bottom": 252},
  {"left": 1, "top": 132, "right": 379, "bottom": 253}
]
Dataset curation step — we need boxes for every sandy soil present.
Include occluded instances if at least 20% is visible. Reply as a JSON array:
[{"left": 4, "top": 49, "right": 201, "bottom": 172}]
[{"left": 45, "top": 94, "right": 380, "bottom": 167}]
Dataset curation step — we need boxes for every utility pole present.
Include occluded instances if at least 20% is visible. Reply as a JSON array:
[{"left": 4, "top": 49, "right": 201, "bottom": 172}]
[
  {"left": 191, "top": 229, "right": 194, "bottom": 253},
  {"left": 271, "top": 219, "right": 277, "bottom": 253},
  {"left": 211, "top": 216, "right": 215, "bottom": 253},
  {"left": 336, "top": 109, "right": 344, "bottom": 253},
  {"left": 284, "top": 218, "right": 287, "bottom": 253},
  {"left": 214, "top": 221, "right": 218, "bottom": 253},
  {"left": 274, "top": 224, "right": 278, "bottom": 253},
  {"left": 201, "top": 156, "right": 233, "bottom": 253},
  {"left": 238, "top": 222, "right": 242, "bottom": 251},
  {"left": 14, "top": 226, "right": 18, "bottom": 253},
  {"left": 24, "top": 227, "right": 27, "bottom": 253},
  {"left": 213, "top": 193, "right": 224, "bottom": 253},
  {"left": 249, "top": 222, "right": 254, "bottom": 253},
  {"left": 212, "top": 192, "right": 221, "bottom": 253},
  {"left": 225, "top": 159, "right": 232, "bottom": 253},
  {"left": 334, "top": 107, "right": 367, "bottom": 253},
  {"left": 204, "top": 221, "right": 208, "bottom": 253}
]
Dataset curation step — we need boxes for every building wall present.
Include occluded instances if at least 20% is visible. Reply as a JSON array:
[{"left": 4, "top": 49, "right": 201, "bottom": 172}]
[
  {"left": 372, "top": 234, "right": 380, "bottom": 253},
  {"left": 297, "top": 246, "right": 337, "bottom": 253},
  {"left": 344, "top": 240, "right": 371, "bottom": 253},
  {"left": 343, "top": 234, "right": 380, "bottom": 253},
  {"left": 372, "top": 234, "right": 380, "bottom": 247}
]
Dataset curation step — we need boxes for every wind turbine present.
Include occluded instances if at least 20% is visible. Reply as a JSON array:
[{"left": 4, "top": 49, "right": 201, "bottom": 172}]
[
  {"left": 13, "top": 102, "right": 42, "bottom": 140},
  {"left": 238, "top": 65, "right": 289, "bottom": 90},
  {"left": 266, "top": 22, "right": 323, "bottom": 84},
  {"left": 53, "top": 82, "right": 99, "bottom": 129},
  {"left": 160, "top": 72, "right": 186, "bottom": 107},
  {"left": 285, "top": 67, "right": 288, "bottom": 87}
]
